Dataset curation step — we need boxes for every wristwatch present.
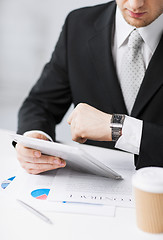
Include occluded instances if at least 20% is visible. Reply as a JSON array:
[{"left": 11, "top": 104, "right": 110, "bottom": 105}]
[{"left": 110, "top": 114, "right": 125, "bottom": 142}]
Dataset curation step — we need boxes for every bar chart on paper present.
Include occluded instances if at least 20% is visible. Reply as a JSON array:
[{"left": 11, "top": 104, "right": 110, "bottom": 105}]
[{"left": 31, "top": 188, "right": 50, "bottom": 200}]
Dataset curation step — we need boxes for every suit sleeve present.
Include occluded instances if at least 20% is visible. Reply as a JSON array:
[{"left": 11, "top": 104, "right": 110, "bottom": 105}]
[
  {"left": 17, "top": 16, "right": 72, "bottom": 141},
  {"left": 135, "top": 122, "right": 163, "bottom": 169}
]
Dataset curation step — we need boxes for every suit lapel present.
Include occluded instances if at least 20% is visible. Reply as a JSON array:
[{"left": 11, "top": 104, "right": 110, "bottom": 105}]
[
  {"left": 88, "top": 2, "right": 127, "bottom": 114},
  {"left": 88, "top": 1, "right": 163, "bottom": 117},
  {"left": 132, "top": 34, "right": 163, "bottom": 117}
]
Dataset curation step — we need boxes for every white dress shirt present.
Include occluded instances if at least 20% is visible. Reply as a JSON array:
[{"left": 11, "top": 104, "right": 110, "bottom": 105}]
[
  {"left": 113, "top": 7, "right": 163, "bottom": 154},
  {"left": 25, "top": 6, "right": 163, "bottom": 155}
]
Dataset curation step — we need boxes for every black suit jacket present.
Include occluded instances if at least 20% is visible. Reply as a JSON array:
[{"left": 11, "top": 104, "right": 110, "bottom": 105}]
[{"left": 18, "top": 1, "right": 163, "bottom": 169}]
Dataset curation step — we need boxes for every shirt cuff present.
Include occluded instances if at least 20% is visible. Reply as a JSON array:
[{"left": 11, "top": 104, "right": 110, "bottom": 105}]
[
  {"left": 24, "top": 130, "right": 53, "bottom": 142},
  {"left": 115, "top": 115, "right": 143, "bottom": 155}
]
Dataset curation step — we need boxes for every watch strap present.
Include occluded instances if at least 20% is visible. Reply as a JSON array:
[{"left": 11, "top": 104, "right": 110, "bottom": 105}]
[{"left": 110, "top": 114, "right": 125, "bottom": 142}]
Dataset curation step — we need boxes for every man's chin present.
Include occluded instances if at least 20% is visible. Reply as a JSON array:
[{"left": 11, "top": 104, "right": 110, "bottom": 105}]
[{"left": 123, "top": 16, "right": 151, "bottom": 28}]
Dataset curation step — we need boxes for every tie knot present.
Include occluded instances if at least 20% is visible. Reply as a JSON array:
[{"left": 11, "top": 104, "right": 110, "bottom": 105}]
[{"left": 128, "top": 29, "right": 143, "bottom": 50}]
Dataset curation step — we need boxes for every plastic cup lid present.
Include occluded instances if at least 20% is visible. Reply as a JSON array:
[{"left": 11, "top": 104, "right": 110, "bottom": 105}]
[{"left": 132, "top": 167, "right": 163, "bottom": 193}]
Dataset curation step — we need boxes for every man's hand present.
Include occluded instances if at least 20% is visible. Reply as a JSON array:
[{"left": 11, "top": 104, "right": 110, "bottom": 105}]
[
  {"left": 67, "top": 103, "right": 112, "bottom": 143},
  {"left": 16, "top": 132, "right": 66, "bottom": 174}
]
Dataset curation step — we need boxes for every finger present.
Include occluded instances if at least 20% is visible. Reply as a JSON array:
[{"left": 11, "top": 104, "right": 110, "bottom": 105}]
[
  {"left": 16, "top": 143, "right": 41, "bottom": 158},
  {"left": 69, "top": 120, "right": 86, "bottom": 143},
  {"left": 16, "top": 143, "right": 66, "bottom": 168},
  {"left": 20, "top": 160, "right": 66, "bottom": 174},
  {"left": 77, "top": 137, "right": 87, "bottom": 144},
  {"left": 72, "top": 136, "right": 87, "bottom": 144},
  {"left": 67, "top": 111, "right": 74, "bottom": 125},
  {"left": 25, "top": 155, "right": 65, "bottom": 165}
]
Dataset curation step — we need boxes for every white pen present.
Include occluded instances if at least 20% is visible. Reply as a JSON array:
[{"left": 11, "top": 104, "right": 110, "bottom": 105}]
[{"left": 17, "top": 199, "right": 53, "bottom": 225}]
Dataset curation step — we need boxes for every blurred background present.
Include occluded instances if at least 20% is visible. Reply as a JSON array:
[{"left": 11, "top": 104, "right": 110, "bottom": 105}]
[{"left": 0, "top": 0, "right": 109, "bottom": 142}]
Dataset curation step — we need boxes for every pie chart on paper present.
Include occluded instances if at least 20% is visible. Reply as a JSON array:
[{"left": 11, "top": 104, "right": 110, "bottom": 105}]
[
  {"left": 1, "top": 176, "right": 16, "bottom": 189},
  {"left": 31, "top": 188, "right": 50, "bottom": 200}
]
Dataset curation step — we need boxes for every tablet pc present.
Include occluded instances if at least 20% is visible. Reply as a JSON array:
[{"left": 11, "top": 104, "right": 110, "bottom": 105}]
[{"left": 10, "top": 133, "right": 122, "bottom": 179}]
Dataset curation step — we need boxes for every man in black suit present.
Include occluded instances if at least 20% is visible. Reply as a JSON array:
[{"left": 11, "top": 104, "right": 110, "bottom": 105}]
[{"left": 16, "top": 0, "right": 163, "bottom": 174}]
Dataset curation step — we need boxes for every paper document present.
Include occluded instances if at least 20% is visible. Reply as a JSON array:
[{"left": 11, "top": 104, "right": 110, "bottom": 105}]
[
  {"left": 1, "top": 168, "right": 116, "bottom": 216},
  {"left": 48, "top": 168, "right": 134, "bottom": 207},
  {"left": 9, "top": 133, "right": 122, "bottom": 179},
  {"left": 2, "top": 167, "right": 134, "bottom": 209}
]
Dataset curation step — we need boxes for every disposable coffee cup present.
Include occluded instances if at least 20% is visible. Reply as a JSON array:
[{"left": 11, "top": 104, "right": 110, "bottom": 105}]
[{"left": 132, "top": 167, "right": 163, "bottom": 234}]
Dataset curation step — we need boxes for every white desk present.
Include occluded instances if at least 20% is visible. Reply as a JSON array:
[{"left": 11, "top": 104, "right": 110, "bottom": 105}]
[{"left": 0, "top": 130, "right": 162, "bottom": 240}]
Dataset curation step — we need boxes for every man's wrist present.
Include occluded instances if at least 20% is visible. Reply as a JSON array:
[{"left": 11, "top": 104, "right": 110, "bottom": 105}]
[{"left": 24, "top": 130, "right": 53, "bottom": 142}]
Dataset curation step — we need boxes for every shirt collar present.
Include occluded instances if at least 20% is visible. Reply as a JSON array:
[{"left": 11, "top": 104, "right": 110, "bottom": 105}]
[
  {"left": 115, "top": 6, "right": 135, "bottom": 48},
  {"left": 138, "top": 14, "right": 163, "bottom": 54},
  {"left": 115, "top": 6, "right": 163, "bottom": 54}
]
